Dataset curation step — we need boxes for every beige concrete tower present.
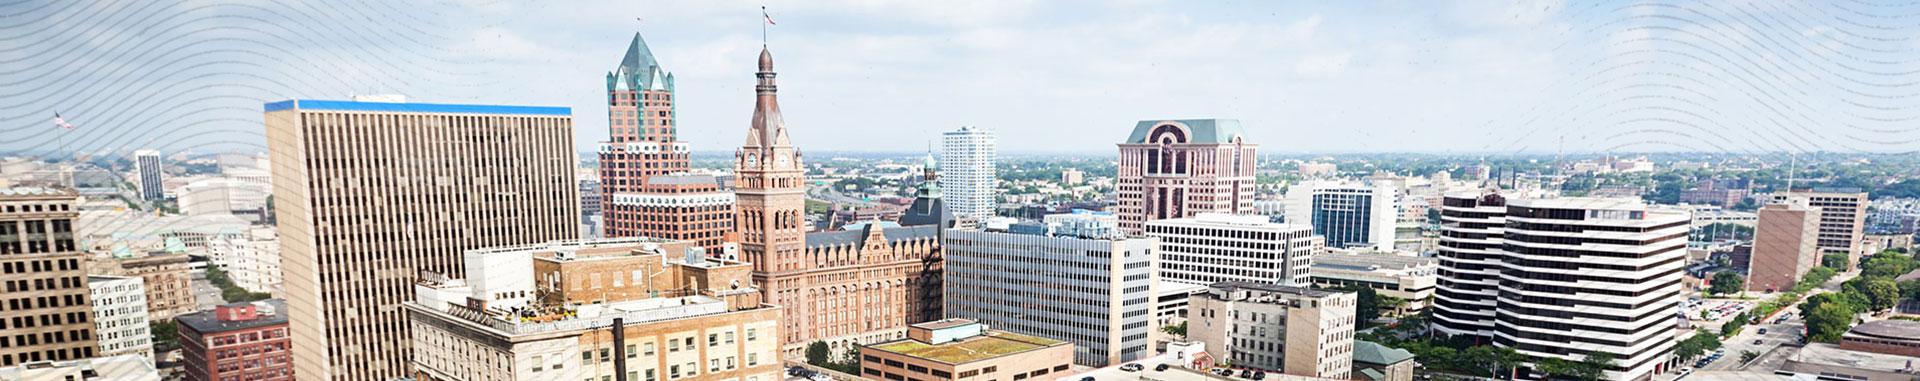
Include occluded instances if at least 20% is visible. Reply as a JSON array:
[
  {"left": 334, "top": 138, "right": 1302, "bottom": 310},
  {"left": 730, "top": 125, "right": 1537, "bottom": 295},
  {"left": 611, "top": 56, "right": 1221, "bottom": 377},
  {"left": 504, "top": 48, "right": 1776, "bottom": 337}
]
[
  {"left": 265, "top": 99, "right": 581, "bottom": 381},
  {"left": 733, "top": 47, "right": 809, "bottom": 341},
  {"left": 0, "top": 188, "right": 97, "bottom": 367}
]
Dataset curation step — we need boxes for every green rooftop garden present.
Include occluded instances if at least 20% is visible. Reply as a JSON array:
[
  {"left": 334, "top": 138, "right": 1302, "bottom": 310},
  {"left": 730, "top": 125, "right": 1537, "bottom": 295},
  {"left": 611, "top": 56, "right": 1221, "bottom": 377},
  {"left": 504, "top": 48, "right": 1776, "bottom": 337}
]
[{"left": 870, "top": 332, "right": 1064, "bottom": 364}]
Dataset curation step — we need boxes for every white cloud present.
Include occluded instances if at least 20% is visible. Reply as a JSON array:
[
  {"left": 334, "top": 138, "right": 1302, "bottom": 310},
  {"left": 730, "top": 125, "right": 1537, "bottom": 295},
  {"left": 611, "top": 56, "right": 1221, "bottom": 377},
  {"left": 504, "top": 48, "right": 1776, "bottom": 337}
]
[{"left": 1295, "top": 53, "right": 1353, "bottom": 77}]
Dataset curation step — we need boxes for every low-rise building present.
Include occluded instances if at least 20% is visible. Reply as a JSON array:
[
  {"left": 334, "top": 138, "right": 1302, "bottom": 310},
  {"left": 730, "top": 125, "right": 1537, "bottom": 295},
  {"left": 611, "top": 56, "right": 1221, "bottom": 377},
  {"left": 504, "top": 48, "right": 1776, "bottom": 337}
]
[
  {"left": 1837, "top": 320, "right": 1920, "bottom": 357},
  {"left": 0, "top": 354, "right": 161, "bottom": 381},
  {"left": 205, "top": 227, "right": 280, "bottom": 293},
  {"left": 91, "top": 252, "right": 194, "bottom": 320},
  {"left": 1308, "top": 253, "right": 1436, "bottom": 316},
  {"left": 1147, "top": 214, "right": 1321, "bottom": 287},
  {"left": 404, "top": 238, "right": 780, "bottom": 381},
  {"left": 1188, "top": 282, "right": 1356, "bottom": 379},
  {"left": 88, "top": 275, "right": 152, "bottom": 363},
  {"left": 1781, "top": 343, "right": 1920, "bottom": 381},
  {"left": 859, "top": 319, "right": 1074, "bottom": 381},
  {"left": 1152, "top": 281, "right": 1206, "bottom": 349},
  {"left": 177, "top": 300, "right": 292, "bottom": 381},
  {"left": 1350, "top": 341, "right": 1413, "bottom": 381}
]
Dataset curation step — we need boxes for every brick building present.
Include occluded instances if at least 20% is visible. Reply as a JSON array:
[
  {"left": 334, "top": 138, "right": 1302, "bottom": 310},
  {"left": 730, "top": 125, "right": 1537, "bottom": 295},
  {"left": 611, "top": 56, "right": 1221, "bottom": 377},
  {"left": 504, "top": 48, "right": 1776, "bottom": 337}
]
[
  {"left": 178, "top": 300, "right": 292, "bottom": 381},
  {"left": 606, "top": 173, "right": 736, "bottom": 253},
  {"left": 733, "top": 46, "right": 944, "bottom": 356},
  {"left": 1115, "top": 119, "right": 1258, "bottom": 234}
]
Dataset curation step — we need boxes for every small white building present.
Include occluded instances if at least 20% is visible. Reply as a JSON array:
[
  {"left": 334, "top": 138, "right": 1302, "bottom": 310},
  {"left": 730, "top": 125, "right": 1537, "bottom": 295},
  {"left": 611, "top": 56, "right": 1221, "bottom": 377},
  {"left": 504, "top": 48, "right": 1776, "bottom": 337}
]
[
  {"left": 0, "top": 355, "right": 160, "bottom": 381},
  {"left": 88, "top": 275, "right": 154, "bottom": 363}
]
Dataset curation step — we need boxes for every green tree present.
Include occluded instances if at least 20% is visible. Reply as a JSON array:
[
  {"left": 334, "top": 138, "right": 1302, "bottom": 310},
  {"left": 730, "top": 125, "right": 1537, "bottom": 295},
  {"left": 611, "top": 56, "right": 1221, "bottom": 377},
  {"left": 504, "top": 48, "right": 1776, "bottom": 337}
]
[
  {"left": 1673, "top": 331, "right": 1722, "bottom": 361},
  {"left": 1576, "top": 353, "right": 1616, "bottom": 381},
  {"left": 1720, "top": 312, "right": 1747, "bottom": 337},
  {"left": 1806, "top": 303, "right": 1856, "bottom": 343},
  {"left": 150, "top": 320, "right": 178, "bottom": 349},
  {"left": 1823, "top": 254, "right": 1850, "bottom": 269},
  {"left": 1708, "top": 271, "right": 1745, "bottom": 296},
  {"left": 805, "top": 341, "right": 832, "bottom": 367},
  {"left": 1535, "top": 358, "right": 1580, "bottom": 380},
  {"left": 1861, "top": 278, "right": 1901, "bottom": 311},
  {"left": 1900, "top": 279, "right": 1920, "bottom": 300},
  {"left": 1344, "top": 286, "right": 1382, "bottom": 329}
]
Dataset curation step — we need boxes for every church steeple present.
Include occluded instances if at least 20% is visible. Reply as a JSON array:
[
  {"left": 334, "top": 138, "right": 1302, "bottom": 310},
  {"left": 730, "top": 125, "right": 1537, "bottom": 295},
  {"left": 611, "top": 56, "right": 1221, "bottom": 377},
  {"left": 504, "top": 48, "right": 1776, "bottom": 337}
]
[{"left": 745, "top": 47, "right": 790, "bottom": 150}]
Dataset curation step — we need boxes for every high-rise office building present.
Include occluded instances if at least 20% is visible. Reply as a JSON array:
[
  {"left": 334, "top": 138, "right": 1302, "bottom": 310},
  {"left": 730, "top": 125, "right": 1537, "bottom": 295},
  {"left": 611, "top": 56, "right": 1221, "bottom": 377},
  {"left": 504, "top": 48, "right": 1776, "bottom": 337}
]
[
  {"left": 596, "top": 33, "right": 736, "bottom": 251},
  {"left": 88, "top": 275, "right": 152, "bottom": 363},
  {"left": 1115, "top": 119, "right": 1257, "bottom": 234},
  {"left": 1285, "top": 181, "right": 1399, "bottom": 249},
  {"left": 1188, "top": 282, "right": 1356, "bottom": 379},
  {"left": 1146, "top": 213, "right": 1319, "bottom": 287},
  {"left": 265, "top": 98, "right": 581, "bottom": 381},
  {"left": 736, "top": 47, "right": 942, "bottom": 355},
  {"left": 940, "top": 126, "right": 995, "bottom": 220},
  {"left": 0, "top": 187, "right": 96, "bottom": 367},
  {"left": 943, "top": 213, "right": 1156, "bottom": 366},
  {"left": 405, "top": 238, "right": 779, "bottom": 381},
  {"left": 134, "top": 150, "right": 164, "bottom": 201},
  {"left": 1747, "top": 201, "right": 1819, "bottom": 292},
  {"left": 1772, "top": 189, "right": 1868, "bottom": 269},
  {"left": 580, "top": 177, "right": 602, "bottom": 237},
  {"left": 1431, "top": 192, "right": 1687, "bottom": 381}
]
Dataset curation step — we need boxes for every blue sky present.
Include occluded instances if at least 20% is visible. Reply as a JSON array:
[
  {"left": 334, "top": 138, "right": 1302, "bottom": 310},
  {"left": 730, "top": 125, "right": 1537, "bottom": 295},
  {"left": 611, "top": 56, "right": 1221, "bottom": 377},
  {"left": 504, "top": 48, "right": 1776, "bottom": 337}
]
[{"left": 3, "top": 1, "right": 1919, "bottom": 156}]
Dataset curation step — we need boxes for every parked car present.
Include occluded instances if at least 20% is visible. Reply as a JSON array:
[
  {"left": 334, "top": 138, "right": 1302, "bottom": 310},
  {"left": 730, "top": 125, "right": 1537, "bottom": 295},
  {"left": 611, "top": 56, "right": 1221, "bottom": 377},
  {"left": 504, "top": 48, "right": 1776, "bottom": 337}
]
[
  {"left": 1080, "top": 377, "right": 1094, "bottom": 381},
  {"left": 1120, "top": 364, "right": 1143, "bottom": 372},
  {"left": 1252, "top": 371, "right": 1267, "bottom": 380},
  {"left": 1753, "top": 339, "right": 1764, "bottom": 345},
  {"left": 1758, "top": 328, "right": 1768, "bottom": 334},
  {"left": 1239, "top": 370, "right": 1253, "bottom": 378},
  {"left": 1155, "top": 364, "right": 1170, "bottom": 372}
]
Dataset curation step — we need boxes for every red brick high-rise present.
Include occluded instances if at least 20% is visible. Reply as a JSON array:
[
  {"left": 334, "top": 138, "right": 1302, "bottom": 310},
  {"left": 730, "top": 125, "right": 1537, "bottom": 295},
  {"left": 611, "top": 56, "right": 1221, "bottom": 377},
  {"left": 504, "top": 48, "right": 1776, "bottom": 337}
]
[{"left": 599, "top": 32, "right": 735, "bottom": 252}]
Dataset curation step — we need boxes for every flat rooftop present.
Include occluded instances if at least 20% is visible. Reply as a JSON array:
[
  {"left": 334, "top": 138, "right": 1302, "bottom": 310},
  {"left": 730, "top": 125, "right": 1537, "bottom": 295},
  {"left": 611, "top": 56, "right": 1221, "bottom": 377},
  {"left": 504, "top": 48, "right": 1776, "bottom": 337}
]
[
  {"left": 177, "top": 299, "right": 288, "bottom": 334},
  {"left": 263, "top": 99, "right": 570, "bottom": 116},
  {"left": 1845, "top": 319, "right": 1920, "bottom": 341},
  {"left": 1789, "top": 343, "right": 1917, "bottom": 372},
  {"left": 868, "top": 331, "right": 1065, "bottom": 364}
]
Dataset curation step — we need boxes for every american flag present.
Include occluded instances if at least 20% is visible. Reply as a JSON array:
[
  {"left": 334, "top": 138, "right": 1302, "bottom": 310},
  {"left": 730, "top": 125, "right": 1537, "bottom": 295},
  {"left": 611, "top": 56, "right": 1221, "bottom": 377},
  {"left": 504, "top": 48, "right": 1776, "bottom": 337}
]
[
  {"left": 762, "top": 6, "right": 776, "bottom": 25},
  {"left": 52, "top": 112, "right": 74, "bottom": 129}
]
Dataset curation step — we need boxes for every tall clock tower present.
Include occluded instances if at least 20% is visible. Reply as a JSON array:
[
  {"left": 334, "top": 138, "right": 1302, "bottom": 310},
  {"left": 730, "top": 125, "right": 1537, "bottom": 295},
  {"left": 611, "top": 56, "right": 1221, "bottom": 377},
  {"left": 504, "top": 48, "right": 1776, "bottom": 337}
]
[{"left": 735, "top": 46, "right": 807, "bottom": 280}]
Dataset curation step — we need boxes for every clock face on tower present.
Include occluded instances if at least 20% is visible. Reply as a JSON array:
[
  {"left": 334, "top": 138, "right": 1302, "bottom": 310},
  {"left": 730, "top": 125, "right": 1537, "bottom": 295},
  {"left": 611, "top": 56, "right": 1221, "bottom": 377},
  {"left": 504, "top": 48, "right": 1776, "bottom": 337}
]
[
  {"left": 746, "top": 154, "right": 758, "bottom": 167},
  {"left": 777, "top": 153, "right": 790, "bottom": 167}
]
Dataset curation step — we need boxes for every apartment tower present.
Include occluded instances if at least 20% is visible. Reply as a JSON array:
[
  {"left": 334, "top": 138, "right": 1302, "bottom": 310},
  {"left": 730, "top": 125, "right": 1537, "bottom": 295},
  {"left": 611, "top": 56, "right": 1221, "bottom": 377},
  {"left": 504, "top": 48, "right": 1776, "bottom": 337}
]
[
  {"left": 1432, "top": 192, "right": 1687, "bottom": 381},
  {"left": 940, "top": 126, "right": 996, "bottom": 220},
  {"left": 1115, "top": 119, "right": 1257, "bottom": 234},
  {"left": 0, "top": 188, "right": 96, "bottom": 367},
  {"left": 265, "top": 98, "right": 581, "bottom": 380}
]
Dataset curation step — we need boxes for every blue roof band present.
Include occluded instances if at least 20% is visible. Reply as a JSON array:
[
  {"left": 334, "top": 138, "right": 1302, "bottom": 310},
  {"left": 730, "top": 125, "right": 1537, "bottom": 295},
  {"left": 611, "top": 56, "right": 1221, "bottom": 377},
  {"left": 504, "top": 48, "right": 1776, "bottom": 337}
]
[{"left": 263, "top": 99, "right": 571, "bottom": 116}]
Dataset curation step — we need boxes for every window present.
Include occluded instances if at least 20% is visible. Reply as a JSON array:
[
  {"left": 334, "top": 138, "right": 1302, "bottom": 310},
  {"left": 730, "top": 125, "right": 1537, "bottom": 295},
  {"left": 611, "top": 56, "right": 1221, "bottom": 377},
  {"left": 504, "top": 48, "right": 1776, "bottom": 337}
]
[
  {"left": 711, "top": 358, "right": 720, "bottom": 372},
  {"left": 627, "top": 344, "right": 638, "bottom": 359},
  {"left": 583, "top": 351, "right": 593, "bottom": 366},
  {"left": 1052, "top": 365, "right": 1068, "bottom": 372},
  {"left": 532, "top": 355, "right": 544, "bottom": 372},
  {"left": 647, "top": 369, "right": 658, "bottom": 381},
  {"left": 644, "top": 342, "right": 656, "bottom": 355},
  {"left": 725, "top": 331, "right": 735, "bottom": 344},
  {"left": 670, "top": 339, "right": 680, "bottom": 352},
  {"left": 671, "top": 365, "right": 681, "bottom": 378},
  {"left": 748, "top": 353, "right": 758, "bottom": 366},
  {"left": 747, "top": 328, "right": 756, "bottom": 341},
  {"left": 709, "top": 334, "right": 719, "bottom": 347},
  {"left": 1014, "top": 374, "right": 1028, "bottom": 380}
]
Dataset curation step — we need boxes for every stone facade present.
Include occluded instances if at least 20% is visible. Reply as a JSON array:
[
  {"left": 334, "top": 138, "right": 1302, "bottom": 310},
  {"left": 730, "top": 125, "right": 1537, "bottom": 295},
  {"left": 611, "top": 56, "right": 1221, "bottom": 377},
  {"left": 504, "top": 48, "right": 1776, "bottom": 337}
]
[
  {"left": 1115, "top": 119, "right": 1258, "bottom": 234},
  {"left": 92, "top": 252, "right": 192, "bottom": 321},
  {"left": 0, "top": 188, "right": 97, "bottom": 367}
]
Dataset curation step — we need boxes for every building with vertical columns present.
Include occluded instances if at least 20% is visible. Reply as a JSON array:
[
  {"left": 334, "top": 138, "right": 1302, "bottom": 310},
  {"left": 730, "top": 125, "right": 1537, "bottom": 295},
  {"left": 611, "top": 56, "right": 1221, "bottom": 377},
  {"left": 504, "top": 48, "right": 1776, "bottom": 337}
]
[
  {"left": 1431, "top": 192, "right": 1688, "bottom": 381},
  {"left": 265, "top": 98, "right": 581, "bottom": 381},
  {"left": 0, "top": 188, "right": 96, "bottom": 367},
  {"left": 735, "top": 46, "right": 943, "bottom": 356},
  {"left": 1747, "top": 201, "right": 1819, "bottom": 292},
  {"left": 403, "top": 238, "right": 779, "bottom": 381},
  {"left": 1115, "top": 119, "right": 1257, "bottom": 234},
  {"left": 942, "top": 213, "right": 1156, "bottom": 366},
  {"left": 134, "top": 150, "right": 164, "bottom": 201},
  {"left": 1772, "top": 189, "right": 1868, "bottom": 269},
  {"left": 939, "top": 126, "right": 996, "bottom": 221}
]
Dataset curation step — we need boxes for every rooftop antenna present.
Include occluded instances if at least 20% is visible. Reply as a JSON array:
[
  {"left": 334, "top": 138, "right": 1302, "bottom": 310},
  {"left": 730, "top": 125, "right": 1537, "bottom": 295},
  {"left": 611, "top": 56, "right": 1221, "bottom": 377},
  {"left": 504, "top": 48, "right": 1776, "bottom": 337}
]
[{"left": 1785, "top": 153, "right": 1797, "bottom": 193}]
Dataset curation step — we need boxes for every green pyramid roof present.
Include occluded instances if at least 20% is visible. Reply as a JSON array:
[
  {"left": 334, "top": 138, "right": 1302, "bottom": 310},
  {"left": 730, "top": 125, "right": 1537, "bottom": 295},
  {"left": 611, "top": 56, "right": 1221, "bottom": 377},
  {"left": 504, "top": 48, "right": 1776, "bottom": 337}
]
[{"left": 1353, "top": 340, "right": 1414, "bottom": 366}]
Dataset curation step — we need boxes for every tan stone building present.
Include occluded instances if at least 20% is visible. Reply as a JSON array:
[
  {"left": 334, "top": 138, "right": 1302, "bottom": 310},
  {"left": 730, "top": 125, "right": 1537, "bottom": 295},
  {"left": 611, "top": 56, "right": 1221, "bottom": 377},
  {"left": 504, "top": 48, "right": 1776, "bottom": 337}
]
[
  {"left": 405, "top": 238, "right": 779, "bottom": 381},
  {"left": 1747, "top": 201, "right": 1820, "bottom": 292},
  {"left": 91, "top": 252, "right": 192, "bottom": 320},
  {"left": 858, "top": 319, "right": 1074, "bottom": 381},
  {"left": 0, "top": 188, "right": 97, "bottom": 367},
  {"left": 733, "top": 47, "right": 942, "bottom": 356},
  {"left": 1772, "top": 189, "right": 1868, "bottom": 269},
  {"left": 265, "top": 98, "right": 582, "bottom": 381},
  {"left": 1189, "top": 282, "right": 1356, "bottom": 379}
]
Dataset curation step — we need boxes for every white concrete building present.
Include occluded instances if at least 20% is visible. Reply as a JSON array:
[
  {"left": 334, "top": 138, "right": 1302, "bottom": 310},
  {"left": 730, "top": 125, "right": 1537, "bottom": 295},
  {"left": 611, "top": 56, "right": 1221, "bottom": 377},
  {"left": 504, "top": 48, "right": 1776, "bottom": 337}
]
[
  {"left": 176, "top": 177, "right": 269, "bottom": 216},
  {"left": 1432, "top": 192, "right": 1689, "bottom": 381},
  {"left": 88, "top": 275, "right": 153, "bottom": 363},
  {"left": 1308, "top": 252, "right": 1437, "bottom": 315},
  {"left": 943, "top": 223, "right": 1157, "bottom": 366},
  {"left": 0, "top": 354, "right": 160, "bottom": 381},
  {"left": 940, "top": 126, "right": 996, "bottom": 220},
  {"left": 206, "top": 227, "right": 280, "bottom": 293},
  {"left": 1147, "top": 213, "right": 1320, "bottom": 287}
]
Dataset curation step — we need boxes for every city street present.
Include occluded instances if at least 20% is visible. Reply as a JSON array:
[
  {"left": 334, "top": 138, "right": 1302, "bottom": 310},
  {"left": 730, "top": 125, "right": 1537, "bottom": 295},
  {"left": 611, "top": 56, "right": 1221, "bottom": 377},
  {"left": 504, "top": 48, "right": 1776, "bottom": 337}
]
[{"left": 191, "top": 271, "right": 225, "bottom": 311}]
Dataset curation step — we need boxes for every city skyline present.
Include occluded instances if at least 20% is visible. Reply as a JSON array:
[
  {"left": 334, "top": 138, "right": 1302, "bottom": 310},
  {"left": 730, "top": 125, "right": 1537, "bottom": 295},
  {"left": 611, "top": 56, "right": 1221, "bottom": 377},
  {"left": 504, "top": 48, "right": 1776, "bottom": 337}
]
[{"left": 8, "top": 1, "right": 1920, "bottom": 156}]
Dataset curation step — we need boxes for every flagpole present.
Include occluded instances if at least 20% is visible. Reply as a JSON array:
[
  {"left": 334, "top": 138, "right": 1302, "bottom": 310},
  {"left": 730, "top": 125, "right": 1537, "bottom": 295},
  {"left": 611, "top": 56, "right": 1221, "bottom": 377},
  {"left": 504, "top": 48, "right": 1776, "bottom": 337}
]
[{"left": 761, "top": 6, "right": 768, "bottom": 46}]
